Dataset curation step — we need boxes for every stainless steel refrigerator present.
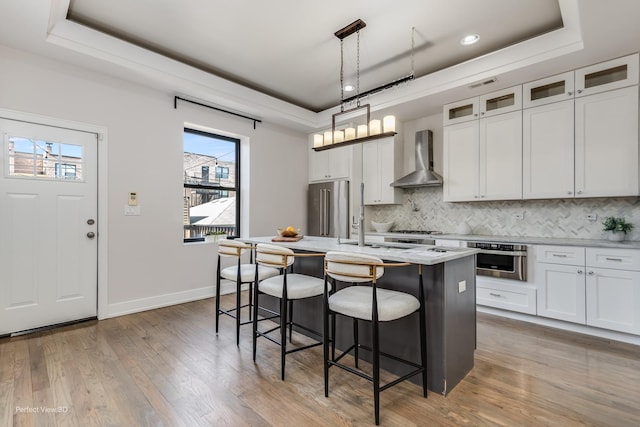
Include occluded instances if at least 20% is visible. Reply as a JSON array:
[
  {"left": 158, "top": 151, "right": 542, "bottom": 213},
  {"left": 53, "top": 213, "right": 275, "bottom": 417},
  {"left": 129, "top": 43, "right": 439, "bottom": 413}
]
[{"left": 307, "top": 180, "right": 349, "bottom": 238}]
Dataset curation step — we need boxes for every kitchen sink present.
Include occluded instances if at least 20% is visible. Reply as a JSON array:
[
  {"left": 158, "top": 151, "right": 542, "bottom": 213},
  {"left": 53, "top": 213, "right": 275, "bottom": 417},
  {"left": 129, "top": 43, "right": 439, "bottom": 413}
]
[{"left": 339, "top": 241, "right": 416, "bottom": 250}]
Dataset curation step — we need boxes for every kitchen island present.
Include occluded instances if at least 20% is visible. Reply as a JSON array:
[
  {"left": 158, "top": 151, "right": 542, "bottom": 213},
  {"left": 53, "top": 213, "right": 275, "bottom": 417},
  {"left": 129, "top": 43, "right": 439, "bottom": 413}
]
[{"left": 240, "top": 236, "right": 478, "bottom": 395}]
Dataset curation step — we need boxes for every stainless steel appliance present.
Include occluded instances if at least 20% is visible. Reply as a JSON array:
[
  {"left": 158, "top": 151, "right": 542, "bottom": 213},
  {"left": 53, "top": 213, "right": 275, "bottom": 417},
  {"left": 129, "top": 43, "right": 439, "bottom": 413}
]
[
  {"left": 307, "top": 180, "right": 349, "bottom": 238},
  {"left": 391, "top": 130, "right": 443, "bottom": 188},
  {"left": 467, "top": 242, "right": 528, "bottom": 281}
]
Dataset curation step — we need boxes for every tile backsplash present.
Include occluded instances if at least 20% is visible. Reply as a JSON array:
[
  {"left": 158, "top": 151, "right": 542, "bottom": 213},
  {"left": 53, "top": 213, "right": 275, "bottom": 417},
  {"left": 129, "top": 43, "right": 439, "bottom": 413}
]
[{"left": 367, "top": 186, "right": 640, "bottom": 241}]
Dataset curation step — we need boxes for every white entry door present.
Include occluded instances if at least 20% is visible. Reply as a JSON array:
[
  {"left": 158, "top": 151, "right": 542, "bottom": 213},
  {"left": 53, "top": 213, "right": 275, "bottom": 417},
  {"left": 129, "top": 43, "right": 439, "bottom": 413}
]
[{"left": 0, "top": 118, "right": 98, "bottom": 335}]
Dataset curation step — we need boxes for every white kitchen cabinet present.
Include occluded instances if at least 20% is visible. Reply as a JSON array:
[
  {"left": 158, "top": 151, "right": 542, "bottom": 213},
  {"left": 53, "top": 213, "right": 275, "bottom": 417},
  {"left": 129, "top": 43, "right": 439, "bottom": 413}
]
[
  {"left": 536, "top": 245, "right": 586, "bottom": 324},
  {"left": 308, "top": 139, "right": 350, "bottom": 182},
  {"left": 523, "top": 71, "right": 575, "bottom": 108},
  {"left": 523, "top": 99, "right": 575, "bottom": 199},
  {"left": 536, "top": 259, "right": 587, "bottom": 324},
  {"left": 477, "top": 276, "right": 537, "bottom": 315},
  {"left": 362, "top": 137, "right": 401, "bottom": 205},
  {"left": 444, "top": 110, "right": 522, "bottom": 201},
  {"left": 443, "top": 97, "right": 479, "bottom": 126},
  {"left": 479, "top": 86, "right": 522, "bottom": 118},
  {"left": 585, "top": 247, "right": 640, "bottom": 335},
  {"left": 443, "top": 121, "right": 479, "bottom": 201},
  {"left": 575, "top": 53, "right": 639, "bottom": 98},
  {"left": 443, "top": 86, "right": 521, "bottom": 125},
  {"left": 574, "top": 85, "right": 639, "bottom": 198},
  {"left": 535, "top": 245, "right": 640, "bottom": 334},
  {"left": 479, "top": 110, "right": 523, "bottom": 200}
]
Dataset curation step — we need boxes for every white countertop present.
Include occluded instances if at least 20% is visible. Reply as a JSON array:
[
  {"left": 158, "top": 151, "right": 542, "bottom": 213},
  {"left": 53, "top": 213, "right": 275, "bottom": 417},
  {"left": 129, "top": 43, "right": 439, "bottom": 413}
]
[
  {"left": 239, "top": 236, "right": 478, "bottom": 265},
  {"left": 366, "top": 232, "right": 640, "bottom": 249}
]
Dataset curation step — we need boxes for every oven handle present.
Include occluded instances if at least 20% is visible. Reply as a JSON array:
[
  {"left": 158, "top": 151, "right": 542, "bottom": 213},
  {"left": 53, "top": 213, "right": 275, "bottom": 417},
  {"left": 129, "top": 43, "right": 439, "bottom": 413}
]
[{"left": 476, "top": 249, "right": 528, "bottom": 257}]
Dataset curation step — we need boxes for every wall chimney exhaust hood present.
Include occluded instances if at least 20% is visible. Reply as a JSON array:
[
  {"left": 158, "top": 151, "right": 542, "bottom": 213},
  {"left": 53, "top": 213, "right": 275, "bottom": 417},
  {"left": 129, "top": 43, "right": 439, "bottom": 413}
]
[{"left": 391, "top": 130, "right": 443, "bottom": 188}]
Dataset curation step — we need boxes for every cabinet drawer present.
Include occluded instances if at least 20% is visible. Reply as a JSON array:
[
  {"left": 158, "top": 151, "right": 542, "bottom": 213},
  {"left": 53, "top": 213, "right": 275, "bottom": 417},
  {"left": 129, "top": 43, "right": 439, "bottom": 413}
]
[
  {"left": 586, "top": 247, "right": 640, "bottom": 271},
  {"left": 477, "top": 279, "right": 536, "bottom": 314},
  {"left": 536, "top": 245, "right": 585, "bottom": 265}
]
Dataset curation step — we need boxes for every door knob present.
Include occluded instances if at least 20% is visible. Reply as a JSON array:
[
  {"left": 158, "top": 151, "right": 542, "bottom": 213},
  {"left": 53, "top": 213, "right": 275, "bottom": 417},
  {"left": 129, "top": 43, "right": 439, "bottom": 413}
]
[
  {"left": 87, "top": 219, "right": 95, "bottom": 225},
  {"left": 87, "top": 231, "right": 96, "bottom": 239}
]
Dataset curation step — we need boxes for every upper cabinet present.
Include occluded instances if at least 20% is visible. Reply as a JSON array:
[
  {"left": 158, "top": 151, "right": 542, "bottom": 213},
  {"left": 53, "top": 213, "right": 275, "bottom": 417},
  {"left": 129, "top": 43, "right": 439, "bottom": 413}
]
[
  {"left": 362, "top": 137, "right": 402, "bottom": 205},
  {"left": 442, "top": 97, "right": 479, "bottom": 126},
  {"left": 308, "top": 138, "right": 351, "bottom": 182},
  {"left": 443, "top": 86, "right": 523, "bottom": 202},
  {"left": 523, "top": 71, "right": 575, "bottom": 108},
  {"left": 447, "top": 53, "right": 639, "bottom": 202},
  {"left": 479, "top": 86, "right": 522, "bottom": 117},
  {"left": 575, "top": 54, "right": 639, "bottom": 97},
  {"left": 575, "top": 85, "right": 639, "bottom": 197}
]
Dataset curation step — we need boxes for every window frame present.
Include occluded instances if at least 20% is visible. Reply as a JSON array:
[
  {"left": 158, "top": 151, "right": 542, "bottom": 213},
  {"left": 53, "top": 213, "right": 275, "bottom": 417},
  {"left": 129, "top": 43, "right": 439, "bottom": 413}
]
[{"left": 183, "top": 128, "right": 241, "bottom": 242}]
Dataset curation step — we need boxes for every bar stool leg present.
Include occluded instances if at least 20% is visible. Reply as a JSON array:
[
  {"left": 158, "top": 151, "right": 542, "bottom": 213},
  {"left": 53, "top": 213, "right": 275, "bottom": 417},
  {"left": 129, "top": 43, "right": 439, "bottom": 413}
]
[
  {"left": 323, "top": 277, "right": 330, "bottom": 397},
  {"left": 252, "top": 271, "right": 259, "bottom": 362},
  {"left": 215, "top": 257, "right": 221, "bottom": 334},
  {"left": 353, "top": 318, "right": 359, "bottom": 369},
  {"left": 373, "top": 315, "right": 380, "bottom": 425},
  {"left": 236, "top": 277, "right": 242, "bottom": 346},
  {"left": 288, "top": 300, "right": 294, "bottom": 343},
  {"left": 280, "top": 293, "right": 288, "bottom": 380}
]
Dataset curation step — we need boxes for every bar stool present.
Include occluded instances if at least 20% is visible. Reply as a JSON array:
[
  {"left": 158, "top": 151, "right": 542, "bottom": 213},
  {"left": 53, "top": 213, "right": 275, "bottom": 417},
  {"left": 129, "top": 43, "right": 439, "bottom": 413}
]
[
  {"left": 322, "top": 251, "right": 427, "bottom": 425},
  {"left": 252, "top": 243, "right": 329, "bottom": 380},
  {"left": 216, "top": 239, "right": 279, "bottom": 345}
]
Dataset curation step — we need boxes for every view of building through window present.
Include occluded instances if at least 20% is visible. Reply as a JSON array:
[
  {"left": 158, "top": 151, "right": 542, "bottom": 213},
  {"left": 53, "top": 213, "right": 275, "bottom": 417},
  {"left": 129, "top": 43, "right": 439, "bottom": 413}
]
[{"left": 183, "top": 129, "right": 239, "bottom": 242}]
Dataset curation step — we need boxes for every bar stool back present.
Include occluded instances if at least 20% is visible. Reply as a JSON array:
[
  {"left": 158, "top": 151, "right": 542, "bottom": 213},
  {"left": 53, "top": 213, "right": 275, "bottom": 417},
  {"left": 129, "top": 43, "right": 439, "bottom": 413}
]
[
  {"left": 323, "top": 251, "right": 427, "bottom": 425},
  {"left": 216, "top": 239, "right": 279, "bottom": 345}
]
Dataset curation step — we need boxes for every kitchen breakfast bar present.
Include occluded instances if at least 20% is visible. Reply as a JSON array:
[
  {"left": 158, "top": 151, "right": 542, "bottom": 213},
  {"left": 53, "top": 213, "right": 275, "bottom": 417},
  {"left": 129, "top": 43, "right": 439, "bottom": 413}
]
[{"left": 240, "top": 236, "right": 479, "bottom": 395}]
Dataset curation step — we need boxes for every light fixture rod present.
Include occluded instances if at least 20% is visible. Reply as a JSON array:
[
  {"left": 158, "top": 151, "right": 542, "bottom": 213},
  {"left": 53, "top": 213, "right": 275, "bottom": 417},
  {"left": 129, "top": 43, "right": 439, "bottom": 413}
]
[
  {"left": 341, "top": 74, "right": 415, "bottom": 104},
  {"left": 334, "top": 19, "right": 366, "bottom": 40}
]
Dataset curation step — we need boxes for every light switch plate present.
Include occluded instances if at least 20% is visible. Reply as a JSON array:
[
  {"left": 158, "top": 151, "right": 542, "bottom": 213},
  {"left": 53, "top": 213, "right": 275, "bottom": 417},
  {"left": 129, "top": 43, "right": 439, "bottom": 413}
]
[
  {"left": 128, "top": 192, "right": 138, "bottom": 206},
  {"left": 124, "top": 205, "right": 141, "bottom": 216}
]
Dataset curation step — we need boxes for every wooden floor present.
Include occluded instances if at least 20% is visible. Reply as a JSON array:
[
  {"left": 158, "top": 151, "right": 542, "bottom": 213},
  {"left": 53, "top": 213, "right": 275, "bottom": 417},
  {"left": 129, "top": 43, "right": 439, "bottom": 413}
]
[{"left": 2, "top": 293, "right": 640, "bottom": 426}]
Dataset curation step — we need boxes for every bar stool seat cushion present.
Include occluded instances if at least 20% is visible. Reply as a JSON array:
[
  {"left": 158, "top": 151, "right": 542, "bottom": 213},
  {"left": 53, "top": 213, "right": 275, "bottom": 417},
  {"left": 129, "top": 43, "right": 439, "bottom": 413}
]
[
  {"left": 329, "top": 286, "right": 419, "bottom": 322},
  {"left": 221, "top": 264, "right": 279, "bottom": 282},
  {"left": 259, "top": 274, "right": 328, "bottom": 300}
]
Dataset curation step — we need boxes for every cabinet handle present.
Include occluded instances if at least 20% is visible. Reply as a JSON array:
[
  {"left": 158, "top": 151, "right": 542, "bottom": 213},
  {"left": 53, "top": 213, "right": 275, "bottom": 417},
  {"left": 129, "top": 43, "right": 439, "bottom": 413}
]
[
  {"left": 567, "top": 91, "right": 573, "bottom": 96},
  {"left": 577, "top": 190, "right": 583, "bottom": 195},
  {"left": 489, "top": 293, "right": 501, "bottom": 297},
  {"left": 552, "top": 254, "right": 567, "bottom": 257},
  {"left": 577, "top": 89, "right": 583, "bottom": 94},
  {"left": 605, "top": 257, "right": 623, "bottom": 262},
  {"left": 567, "top": 191, "right": 573, "bottom": 195},
  {"left": 474, "top": 114, "right": 478, "bottom": 117},
  {"left": 577, "top": 270, "right": 583, "bottom": 275},
  {"left": 588, "top": 271, "right": 595, "bottom": 275},
  {"left": 481, "top": 112, "right": 485, "bottom": 116}
]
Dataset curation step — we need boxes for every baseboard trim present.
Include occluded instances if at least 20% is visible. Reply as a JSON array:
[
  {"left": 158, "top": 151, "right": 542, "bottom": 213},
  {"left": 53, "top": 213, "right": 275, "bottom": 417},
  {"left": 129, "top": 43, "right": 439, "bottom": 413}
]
[{"left": 105, "top": 280, "right": 249, "bottom": 319}]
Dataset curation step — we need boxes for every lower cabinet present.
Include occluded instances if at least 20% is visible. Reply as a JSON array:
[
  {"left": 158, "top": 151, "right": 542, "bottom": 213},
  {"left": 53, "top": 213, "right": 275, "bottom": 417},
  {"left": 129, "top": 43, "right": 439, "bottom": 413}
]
[
  {"left": 535, "top": 245, "right": 640, "bottom": 335},
  {"left": 536, "top": 262, "right": 586, "bottom": 323},
  {"left": 585, "top": 267, "right": 640, "bottom": 335},
  {"left": 477, "top": 277, "right": 537, "bottom": 315}
]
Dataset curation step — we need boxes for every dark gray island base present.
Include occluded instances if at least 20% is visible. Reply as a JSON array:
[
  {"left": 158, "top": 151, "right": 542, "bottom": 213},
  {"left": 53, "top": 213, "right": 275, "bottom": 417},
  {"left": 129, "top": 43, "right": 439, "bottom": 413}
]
[{"left": 241, "top": 237, "right": 477, "bottom": 395}]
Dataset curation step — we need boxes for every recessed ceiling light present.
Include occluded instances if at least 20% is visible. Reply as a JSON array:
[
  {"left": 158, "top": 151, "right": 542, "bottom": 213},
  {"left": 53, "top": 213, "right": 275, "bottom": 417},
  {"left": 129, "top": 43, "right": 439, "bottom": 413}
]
[
  {"left": 344, "top": 84, "right": 355, "bottom": 92},
  {"left": 460, "top": 34, "right": 480, "bottom": 45}
]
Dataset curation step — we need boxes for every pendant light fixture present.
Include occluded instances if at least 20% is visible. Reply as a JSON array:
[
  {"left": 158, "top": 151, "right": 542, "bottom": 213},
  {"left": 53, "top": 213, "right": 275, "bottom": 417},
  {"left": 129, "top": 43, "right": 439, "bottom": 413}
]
[{"left": 313, "top": 20, "right": 414, "bottom": 151}]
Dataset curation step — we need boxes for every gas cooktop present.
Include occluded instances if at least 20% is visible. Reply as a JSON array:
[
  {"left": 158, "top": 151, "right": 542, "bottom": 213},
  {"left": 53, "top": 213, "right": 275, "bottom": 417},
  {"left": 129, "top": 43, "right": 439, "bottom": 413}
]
[{"left": 392, "top": 229, "right": 443, "bottom": 235}]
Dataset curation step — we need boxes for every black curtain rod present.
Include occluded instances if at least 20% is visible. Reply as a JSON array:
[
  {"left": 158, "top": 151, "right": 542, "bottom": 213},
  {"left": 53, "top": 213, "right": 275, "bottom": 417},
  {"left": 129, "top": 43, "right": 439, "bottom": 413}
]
[{"left": 174, "top": 96, "right": 262, "bottom": 129}]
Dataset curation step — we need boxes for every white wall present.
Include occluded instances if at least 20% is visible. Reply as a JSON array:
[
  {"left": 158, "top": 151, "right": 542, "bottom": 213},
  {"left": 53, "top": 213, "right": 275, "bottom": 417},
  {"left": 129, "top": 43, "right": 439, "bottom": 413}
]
[{"left": 0, "top": 44, "right": 308, "bottom": 317}]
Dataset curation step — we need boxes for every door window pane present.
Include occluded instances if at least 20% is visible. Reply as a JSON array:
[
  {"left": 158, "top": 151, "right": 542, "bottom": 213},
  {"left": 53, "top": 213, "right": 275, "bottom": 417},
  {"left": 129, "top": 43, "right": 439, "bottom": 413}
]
[{"left": 6, "top": 136, "right": 83, "bottom": 181}]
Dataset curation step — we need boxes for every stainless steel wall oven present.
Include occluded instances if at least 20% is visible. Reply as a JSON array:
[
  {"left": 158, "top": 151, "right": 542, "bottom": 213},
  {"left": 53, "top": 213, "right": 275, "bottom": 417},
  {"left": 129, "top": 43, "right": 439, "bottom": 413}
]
[{"left": 467, "top": 242, "right": 528, "bottom": 281}]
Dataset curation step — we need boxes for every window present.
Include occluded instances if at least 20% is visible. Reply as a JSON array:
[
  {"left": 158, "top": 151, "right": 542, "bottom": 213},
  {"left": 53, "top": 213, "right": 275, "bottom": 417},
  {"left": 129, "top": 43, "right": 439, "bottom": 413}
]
[
  {"left": 215, "top": 166, "right": 229, "bottom": 179},
  {"left": 6, "top": 137, "right": 83, "bottom": 181},
  {"left": 183, "top": 129, "right": 240, "bottom": 242}
]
